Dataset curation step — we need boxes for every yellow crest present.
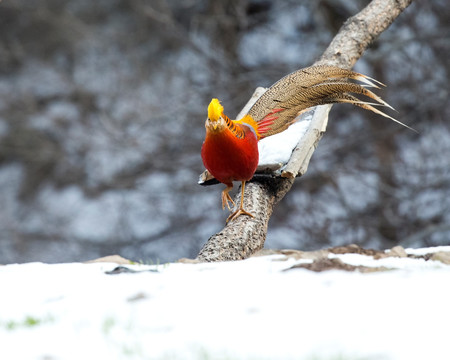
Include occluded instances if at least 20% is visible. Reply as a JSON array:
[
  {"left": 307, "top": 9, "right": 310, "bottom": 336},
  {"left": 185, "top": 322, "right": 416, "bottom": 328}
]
[{"left": 208, "top": 98, "right": 223, "bottom": 122}]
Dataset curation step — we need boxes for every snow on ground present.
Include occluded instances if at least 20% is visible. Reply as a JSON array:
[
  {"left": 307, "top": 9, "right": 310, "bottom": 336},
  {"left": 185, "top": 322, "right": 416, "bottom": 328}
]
[{"left": 1, "top": 247, "right": 450, "bottom": 360}]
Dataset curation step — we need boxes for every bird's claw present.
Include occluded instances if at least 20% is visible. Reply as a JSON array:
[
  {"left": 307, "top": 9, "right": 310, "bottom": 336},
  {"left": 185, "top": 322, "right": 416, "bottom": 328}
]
[
  {"left": 221, "top": 190, "right": 235, "bottom": 211},
  {"left": 226, "top": 208, "right": 254, "bottom": 223}
]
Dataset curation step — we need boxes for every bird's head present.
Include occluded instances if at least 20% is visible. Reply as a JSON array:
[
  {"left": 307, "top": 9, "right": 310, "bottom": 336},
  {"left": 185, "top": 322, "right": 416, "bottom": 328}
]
[{"left": 205, "top": 98, "right": 226, "bottom": 133}]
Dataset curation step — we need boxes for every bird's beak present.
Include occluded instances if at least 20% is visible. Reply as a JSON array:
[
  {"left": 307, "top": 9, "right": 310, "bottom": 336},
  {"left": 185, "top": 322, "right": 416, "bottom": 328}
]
[{"left": 206, "top": 117, "right": 221, "bottom": 132}]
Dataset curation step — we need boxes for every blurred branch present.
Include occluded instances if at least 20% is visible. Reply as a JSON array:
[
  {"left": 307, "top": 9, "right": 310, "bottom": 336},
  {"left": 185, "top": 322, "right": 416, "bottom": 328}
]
[
  {"left": 131, "top": 0, "right": 236, "bottom": 72},
  {"left": 196, "top": 0, "right": 413, "bottom": 262}
]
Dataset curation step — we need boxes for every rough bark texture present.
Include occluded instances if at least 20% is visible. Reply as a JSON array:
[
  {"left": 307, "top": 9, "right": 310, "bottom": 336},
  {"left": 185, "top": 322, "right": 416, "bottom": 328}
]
[
  {"left": 316, "top": 0, "right": 414, "bottom": 68},
  {"left": 196, "top": 0, "right": 413, "bottom": 262}
]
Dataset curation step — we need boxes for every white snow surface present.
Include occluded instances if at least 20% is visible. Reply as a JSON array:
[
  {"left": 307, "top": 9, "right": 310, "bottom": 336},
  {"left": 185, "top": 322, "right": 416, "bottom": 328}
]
[{"left": 1, "top": 248, "right": 450, "bottom": 360}]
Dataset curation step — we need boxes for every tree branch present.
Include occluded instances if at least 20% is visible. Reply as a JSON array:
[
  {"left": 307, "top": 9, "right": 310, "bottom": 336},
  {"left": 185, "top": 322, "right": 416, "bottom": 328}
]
[{"left": 196, "top": 0, "right": 413, "bottom": 262}]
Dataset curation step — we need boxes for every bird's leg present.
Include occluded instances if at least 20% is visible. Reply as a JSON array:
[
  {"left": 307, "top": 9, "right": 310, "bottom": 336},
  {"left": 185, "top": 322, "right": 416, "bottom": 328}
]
[
  {"left": 226, "top": 181, "right": 254, "bottom": 223},
  {"left": 221, "top": 184, "right": 235, "bottom": 211}
]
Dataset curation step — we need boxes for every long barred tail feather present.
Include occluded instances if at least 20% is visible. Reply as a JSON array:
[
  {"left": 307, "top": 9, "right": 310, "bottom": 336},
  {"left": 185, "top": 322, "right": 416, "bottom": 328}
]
[{"left": 247, "top": 65, "right": 416, "bottom": 137}]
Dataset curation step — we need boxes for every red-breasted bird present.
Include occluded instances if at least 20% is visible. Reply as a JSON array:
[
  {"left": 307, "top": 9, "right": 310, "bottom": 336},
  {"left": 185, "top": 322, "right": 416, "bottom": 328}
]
[{"left": 201, "top": 65, "right": 414, "bottom": 223}]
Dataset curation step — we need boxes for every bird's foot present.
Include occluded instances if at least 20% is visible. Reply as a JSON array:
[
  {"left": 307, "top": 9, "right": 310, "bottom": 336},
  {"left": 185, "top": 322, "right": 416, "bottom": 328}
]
[
  {"left": 226, "top": 208, "right": 254, "bottom": 223},
  {"left": 221, "top": 187, "right": 235, "bottom": 211}
]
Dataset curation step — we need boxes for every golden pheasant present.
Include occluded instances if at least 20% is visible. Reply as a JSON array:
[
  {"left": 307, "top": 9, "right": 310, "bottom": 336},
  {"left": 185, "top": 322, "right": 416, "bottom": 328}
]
[{"left": 201, "top": 65, "right": 413, "bottom": 223}]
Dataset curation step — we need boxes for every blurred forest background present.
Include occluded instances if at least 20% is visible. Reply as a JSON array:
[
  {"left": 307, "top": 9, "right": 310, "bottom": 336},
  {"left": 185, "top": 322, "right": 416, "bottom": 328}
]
[{"left": 0, "top": 0, "right": 449, "bottom": 264}]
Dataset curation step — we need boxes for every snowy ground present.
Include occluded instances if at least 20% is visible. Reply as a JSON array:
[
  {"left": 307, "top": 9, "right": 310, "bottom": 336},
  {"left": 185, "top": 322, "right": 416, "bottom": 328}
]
[{"left": 1, "top": 246, "right": 450, "bottom": 360}]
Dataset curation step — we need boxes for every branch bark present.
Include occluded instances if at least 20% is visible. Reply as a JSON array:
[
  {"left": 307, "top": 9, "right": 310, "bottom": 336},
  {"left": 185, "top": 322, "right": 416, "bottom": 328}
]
[{"left": 196, "top": 0, "right": 413, "bottom": 262}]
